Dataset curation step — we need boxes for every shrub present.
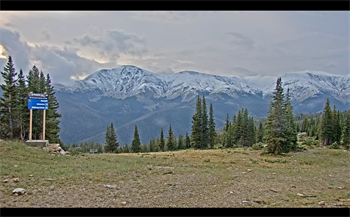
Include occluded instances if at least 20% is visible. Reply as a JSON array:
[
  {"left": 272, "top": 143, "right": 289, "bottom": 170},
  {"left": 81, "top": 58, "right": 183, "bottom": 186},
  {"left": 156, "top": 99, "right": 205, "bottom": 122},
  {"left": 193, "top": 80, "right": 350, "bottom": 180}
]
[
  {"left": 243, "top": 146, "right": 248, "bottom": 151},
  {"left": 252, "top": 142, "right": 264, "bottom": 150},
  {"left": 329, "top": 142, "right": 340, "bottom": 149}
]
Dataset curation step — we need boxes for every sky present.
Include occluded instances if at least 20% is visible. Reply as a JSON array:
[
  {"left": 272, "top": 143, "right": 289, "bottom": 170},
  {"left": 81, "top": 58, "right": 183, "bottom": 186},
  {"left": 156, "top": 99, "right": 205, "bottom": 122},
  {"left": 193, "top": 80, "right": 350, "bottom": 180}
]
[{"left": 0, "top": 11, "right": 349, "bottom": 87}]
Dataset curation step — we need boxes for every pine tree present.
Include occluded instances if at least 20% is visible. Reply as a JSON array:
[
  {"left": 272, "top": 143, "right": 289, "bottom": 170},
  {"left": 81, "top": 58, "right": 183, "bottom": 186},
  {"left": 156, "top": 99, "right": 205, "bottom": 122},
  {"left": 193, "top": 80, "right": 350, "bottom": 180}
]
[
  {"left": 233, "top": 110, "right": 242, "bottom": 146},
  {"left": 201, "top": 96, "right": 209, "bottom": 149},
  {"left": 240, "top": 108, "right": 249, "bottom": 146},
  {"left": 131, "top": 124, "right": 141, "bottom": 153},
  {"left": 264, "top": 78, "right": 288, "bottom": 155},
  {"left": 0, "top": 56, "right": 18, "bottom": 140},
  {"left": 301, "top": 117, "right": 309, "bottom": 132},
  {"left": 342, "top": 108, "right": 350, "bottom": 149},
  {"left": 177, "top": 134, "right": 185, "bottom": 150},
  {"left": 284, "top": 89, "right": 297, "bottom": 152},
  {"left": 123, "top": 143, "right": 129, "bottom": 153},
  {"left": 256, "top": 122, "right": 264, "bottom": 143},
  {"left": 167, "top": 124, "right": 174, "bottom": 151},
  {"left": 208, "top": 103, "right": 217, "bottom": 149},
  {"left": 320, "top": 98, "right": 334, "bottom": 146},
  {"left": 44, "top": 74, "right": 61, "bottom": 143},
  {"left": 224, "top": 113, "right": 230, "bottom": 132},
  {"left": 109, "top": 123, "right": 119, "bottom": 153},
  {"left": 191, "top": 96, "right": 202, "bottom": 149},
  {"left": 185, "top": 131, "right": 191, "bottom": 149},
  {"left": 15, "top": 69, "right": 29, "bottom": 140},
  {"left": 333, "top": 105, "right": 341, "bottom": 144},
  {"left": 26, "top": 66, "right": 43, "bottom": 140},
  {"left": 160, "top": 128, "right": 165, "bottom": 152},
  {"left": 247, "top": 116, "right": 256, "bottom": 146}
]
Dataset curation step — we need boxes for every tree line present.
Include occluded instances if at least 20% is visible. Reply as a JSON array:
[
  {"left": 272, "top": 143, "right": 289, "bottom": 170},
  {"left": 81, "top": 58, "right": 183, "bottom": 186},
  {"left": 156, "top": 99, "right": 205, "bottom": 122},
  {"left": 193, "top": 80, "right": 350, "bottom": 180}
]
[
  {"left": 0, "top": 56, "right": 61, "bottom": 143},
  {"left": 103, "top": 76, "right": 350, "bottom": 155},
  {"left": 103, "top": 95, "right": 215, "bottom": 153},
  {"left": 3, "top": 56, "right": 348, "bottom": 154}
]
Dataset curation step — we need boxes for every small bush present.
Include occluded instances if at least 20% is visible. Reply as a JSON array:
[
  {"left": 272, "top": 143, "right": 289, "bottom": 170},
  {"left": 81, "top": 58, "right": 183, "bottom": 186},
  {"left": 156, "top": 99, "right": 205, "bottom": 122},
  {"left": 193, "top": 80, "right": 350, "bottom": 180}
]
[
  {"left": 329, "top": 142, "right": 340, "bottom": 149},
  {"left": 204, "top": 159, "right": 210, "bottom": 163},
  {"left": 243, "top": 146, "right": 248, "bottom": 151},
  {"left": 252, "top": 142, "right": 264, "bottom": 150}
]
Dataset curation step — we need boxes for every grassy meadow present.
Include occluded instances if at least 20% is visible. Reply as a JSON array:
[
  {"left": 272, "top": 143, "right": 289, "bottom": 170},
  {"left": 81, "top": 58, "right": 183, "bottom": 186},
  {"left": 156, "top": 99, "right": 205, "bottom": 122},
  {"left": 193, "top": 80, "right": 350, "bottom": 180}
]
[{"left": 0, "top": 140, "right": 349, "bottom": 207}]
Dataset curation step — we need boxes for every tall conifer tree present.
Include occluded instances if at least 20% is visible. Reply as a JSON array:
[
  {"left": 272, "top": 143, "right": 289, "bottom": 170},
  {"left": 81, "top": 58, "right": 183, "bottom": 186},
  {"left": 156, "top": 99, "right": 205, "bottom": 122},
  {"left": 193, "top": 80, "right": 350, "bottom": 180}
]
[
  {"left": 264, "top": 78, "right": 288, "bottom": 155},
  {"left": 167, "top": 124, "right": 174, "bottom": 151},
  {"left": 191, "top": 96, "right": 202, "bottom": 149},
  {"left": 131, "top": 124, "right": 141, "bottom": 153},
  {"left": 320, "top": 98, "right": 334, "bottom": 146},
  {"left": 0, "top": 56, "right": 18, "bottom": 140},
  {"left": 160, "top": 128, "right": 165, "bottom": 152},
  {"left": 208, "top": 103, "right": 217, "bottom": 149},
  {"left": 342, "top": 108, "right": 350, "bottom": 149},
  {"left": 202, "top": 96, "right": 209, "bottom": 149}
]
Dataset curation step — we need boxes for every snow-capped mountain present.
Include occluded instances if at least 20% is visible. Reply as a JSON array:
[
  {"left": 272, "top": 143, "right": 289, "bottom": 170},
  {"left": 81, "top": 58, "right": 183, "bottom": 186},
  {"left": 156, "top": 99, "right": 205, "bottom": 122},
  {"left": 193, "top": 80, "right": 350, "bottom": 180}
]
[
  {"left": 52, "top": 66, "right": 349, "bottom": 146},
  {"left": 55, "top": 65, "right": 261, "bottom": 102},
  {"left": 262, "top": 71, "right": 350, "bottom": 103}
]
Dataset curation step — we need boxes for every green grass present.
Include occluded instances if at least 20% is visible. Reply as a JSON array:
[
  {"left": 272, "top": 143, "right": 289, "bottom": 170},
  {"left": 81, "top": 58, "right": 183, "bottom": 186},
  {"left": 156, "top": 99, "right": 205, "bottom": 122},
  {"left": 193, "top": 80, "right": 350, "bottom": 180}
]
[{"left": 1, "top": 140, "right": 350, "bottom": 208}]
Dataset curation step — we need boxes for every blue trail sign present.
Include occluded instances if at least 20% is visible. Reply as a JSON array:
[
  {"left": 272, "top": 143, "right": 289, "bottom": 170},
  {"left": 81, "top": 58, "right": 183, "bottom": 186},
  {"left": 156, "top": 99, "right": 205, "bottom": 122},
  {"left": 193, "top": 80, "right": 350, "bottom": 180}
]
[{"left": 28, "top": 93, "right": 48, "bottom": 110}]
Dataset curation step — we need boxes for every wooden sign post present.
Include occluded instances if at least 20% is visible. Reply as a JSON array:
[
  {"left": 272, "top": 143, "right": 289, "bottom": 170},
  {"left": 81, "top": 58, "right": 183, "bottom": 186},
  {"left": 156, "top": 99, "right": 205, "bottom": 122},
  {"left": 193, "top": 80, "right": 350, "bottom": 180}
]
[
  {"left": 29, "top": 92, "right": 33, "bottom": 141},
  {"left": 43, "top": 92, "right": 46, "bottom": 141},
  {"left": 27, "top": 92, "right": 49, "bottom": 141}
]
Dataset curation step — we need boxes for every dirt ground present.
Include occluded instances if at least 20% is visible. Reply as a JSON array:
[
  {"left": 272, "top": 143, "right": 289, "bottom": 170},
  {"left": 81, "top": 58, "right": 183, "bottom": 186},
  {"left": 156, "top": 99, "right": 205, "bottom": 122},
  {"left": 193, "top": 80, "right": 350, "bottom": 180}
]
[{"left": 1, "top": 141, "right": 350, "bottom": 208}]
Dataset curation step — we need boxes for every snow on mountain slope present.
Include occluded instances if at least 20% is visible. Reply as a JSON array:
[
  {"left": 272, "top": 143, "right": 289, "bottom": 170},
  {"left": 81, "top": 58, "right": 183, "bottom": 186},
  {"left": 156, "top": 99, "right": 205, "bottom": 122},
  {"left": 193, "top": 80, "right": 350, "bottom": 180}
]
[
  {"left": 55, "top": 66, "right": 349, "bottom": 103},
  {"left": 55, "top": 65, "right": 260, "bottom": 102},
  {"left": 262, "top": 71, "right": 350, "bottom": 103}
]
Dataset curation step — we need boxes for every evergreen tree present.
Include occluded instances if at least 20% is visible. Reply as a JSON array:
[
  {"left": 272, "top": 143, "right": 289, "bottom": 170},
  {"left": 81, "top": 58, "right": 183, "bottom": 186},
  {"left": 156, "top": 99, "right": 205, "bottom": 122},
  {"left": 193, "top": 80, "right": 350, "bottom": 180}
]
[
  {"left": 44, "top": 74, "right": 61, "bottom": 143},
  {"left": 224, "top": 113, "right": 230, "bottom": 132},
  {"left": 167, "top": 124, "right": 174, "bottom": 151},
  {"left": 185, "top": 131, "right": 191, "bottom": 149},
  {"left": 131, "top": 124, "right": 141, "bottom": 153},
  {"left": 342, "top": 108, "right": 350, "bottom": 149},
  {"left": 208, "top": 103, "right": 217, "bottom": 149},
  {"left": 15, "top": 69, "right": 29, "bottom": 140},
  {"left": 123, "top": 143, "right": 129, "bottom": 153},
  {"left": 201, "top": 96, "right": 209, "bottom": 149},
  {"left": 256, "top": 122, "right": 264, "bottom": 143},
  {"left": 223, "top": 113, "right": 232, "bottom": 148},
  {"left": 26, "top": 66, "right": 43, "bottom": 140},
  {"left": 320, "top": 98, "right": 334, "bottom": 146},
  {"left": 247, "top": 116, "right": 256, "bottom": 146},
  {"left": 333, "top": 105, "right": 342, "bottom": 144},
  {"left": 0, "top": 56, "right": 18, "bottom": 140},
  {"left": 301, "top": 117, "right": 309, "bottom": 132},
  {"left": 240, "top": 108, "right": 249, "bottom": 146},
  {"left": 233, "top": 110, "right": 242, "bottom": 146},
  {"left": 191, "top": 96, "right": 202, "bottom": 149},
  {"left": 264, "top": 78, "right": 288, "bottom": 155},
  {"left": 177, "top": 134, "right": 185, "bottom": 150},
  {"left": 284, "top": 89, "right": 297, "bottom": 152},
  {"left": 160, "top": 128, "right": 165, "bottom": 152},
  {"left": 104, "top": 123, "right": 119, "bottom": 153}
]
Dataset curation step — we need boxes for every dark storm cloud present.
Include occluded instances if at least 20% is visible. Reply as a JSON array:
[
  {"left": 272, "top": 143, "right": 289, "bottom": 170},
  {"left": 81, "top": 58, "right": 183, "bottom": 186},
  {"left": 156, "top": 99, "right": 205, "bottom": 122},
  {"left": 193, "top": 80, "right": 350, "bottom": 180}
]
[{"left": 0, "top": 27, "right": 116, "bottom": 85}]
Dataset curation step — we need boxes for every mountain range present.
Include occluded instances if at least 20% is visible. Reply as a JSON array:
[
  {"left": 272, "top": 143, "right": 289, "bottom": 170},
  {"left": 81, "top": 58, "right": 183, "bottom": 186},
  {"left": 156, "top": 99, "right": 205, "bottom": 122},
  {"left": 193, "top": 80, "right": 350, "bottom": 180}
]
[{"left": 2, "top": 65, "right": 349, "bottom": 145}]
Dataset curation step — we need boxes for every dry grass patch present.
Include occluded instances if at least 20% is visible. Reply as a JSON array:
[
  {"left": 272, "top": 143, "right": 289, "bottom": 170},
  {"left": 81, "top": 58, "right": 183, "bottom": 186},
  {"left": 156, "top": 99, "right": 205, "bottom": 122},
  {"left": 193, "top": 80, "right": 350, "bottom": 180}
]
[{"left": 1, "top": 141, "right": 349, "bottom": 207}]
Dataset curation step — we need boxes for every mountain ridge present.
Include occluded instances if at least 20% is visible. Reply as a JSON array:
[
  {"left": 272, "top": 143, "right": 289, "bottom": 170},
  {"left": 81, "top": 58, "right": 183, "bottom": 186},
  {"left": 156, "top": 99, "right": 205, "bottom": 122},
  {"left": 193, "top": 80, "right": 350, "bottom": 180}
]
[{"left": 49, "top": 66, "right": 350, "bottom": 145}]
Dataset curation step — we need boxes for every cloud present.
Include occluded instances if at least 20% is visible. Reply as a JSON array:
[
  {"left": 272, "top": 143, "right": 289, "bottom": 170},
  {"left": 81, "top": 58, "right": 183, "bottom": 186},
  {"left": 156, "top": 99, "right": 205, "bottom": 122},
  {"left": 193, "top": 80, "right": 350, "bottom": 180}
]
[
  {"left": 29, "top": 45, "right": 117, "bottom": 85},
  {"left": 226, "top": 32, "right": 255, "bottom": 50},
  {"left": 130, "top": 11, "right": 199, "bottom": 24},
  {"left": 0, "top": 27, "right": 32, "bottom": 72},
  {"left": 230, "top": 67, "right": 257, "bottom": 77},
  {"left": 0, "top": 27, "right": 118, "bottom": 85},
  {"left": 41, "top": 30, "right": 50, "bottom": 40},
  {"left": 69, "top": 29, "right": 147, "bottom": 63}
]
